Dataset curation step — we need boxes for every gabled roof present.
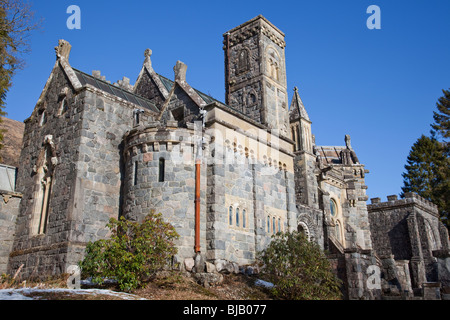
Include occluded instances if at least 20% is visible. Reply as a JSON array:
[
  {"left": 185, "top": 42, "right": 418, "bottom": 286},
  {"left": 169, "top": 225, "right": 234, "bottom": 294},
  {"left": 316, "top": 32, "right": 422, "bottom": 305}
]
[
  {"left": 157, "top": 73, "right": 221, "bottom": 106},
  {"left": 73, "top": 68, "right": 159, "bottom": 113},
  {"left": 289, "top": 87, "right": 309, "bottom": 122}
]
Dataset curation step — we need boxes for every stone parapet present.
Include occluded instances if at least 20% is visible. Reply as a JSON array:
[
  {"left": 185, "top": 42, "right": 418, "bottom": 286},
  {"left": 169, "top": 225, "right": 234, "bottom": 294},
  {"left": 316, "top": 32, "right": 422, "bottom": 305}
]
[{"left": 368, "top": 192, "right": 439, "bottom": 217}]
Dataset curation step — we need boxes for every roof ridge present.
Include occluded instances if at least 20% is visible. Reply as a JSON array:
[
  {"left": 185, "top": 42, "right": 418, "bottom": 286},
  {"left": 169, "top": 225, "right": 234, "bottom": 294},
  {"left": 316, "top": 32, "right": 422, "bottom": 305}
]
[{"left": 73, "top": 68, "right": 155, "bottom": 102}]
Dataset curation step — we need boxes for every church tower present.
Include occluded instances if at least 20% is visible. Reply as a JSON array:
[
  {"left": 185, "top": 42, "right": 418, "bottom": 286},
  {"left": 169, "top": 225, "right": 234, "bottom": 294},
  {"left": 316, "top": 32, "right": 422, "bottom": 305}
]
[{"left": 224, "top": 15, "right": 290, "bottom": 137}]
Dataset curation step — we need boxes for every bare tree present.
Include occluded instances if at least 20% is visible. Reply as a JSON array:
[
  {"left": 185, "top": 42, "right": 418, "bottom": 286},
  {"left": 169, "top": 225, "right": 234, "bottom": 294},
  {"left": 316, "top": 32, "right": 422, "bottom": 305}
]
[{"left": 0, "top": 0, "right": 41, "bottom": 153}]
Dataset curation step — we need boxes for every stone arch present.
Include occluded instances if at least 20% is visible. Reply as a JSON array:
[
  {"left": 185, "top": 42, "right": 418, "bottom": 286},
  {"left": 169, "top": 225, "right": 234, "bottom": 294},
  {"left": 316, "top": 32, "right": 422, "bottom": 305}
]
[
  {"left": 236, "top": 47, "right": 250, "bottom": 74},
  {"left": 246, "top": 88, "right": 258, "bottom": 107},
  {"left": 265, "top": 46, "right": 282, "bottom": 81},
  {"left": 297, "top": 221, "right": 311, "bottom": 241},
  {"left": 297, "top": 214, "right": 317, "bottom": 243},
  {"left": 31, "top": 135, "right": 58, "bottom": 235}
]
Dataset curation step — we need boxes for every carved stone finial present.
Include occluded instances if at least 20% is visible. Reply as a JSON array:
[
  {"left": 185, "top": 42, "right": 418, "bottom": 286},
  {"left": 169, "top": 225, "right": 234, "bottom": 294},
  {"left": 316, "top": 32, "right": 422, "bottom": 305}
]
[
  {"left": 55, "top": 39, "right": 72, "bottom": 60},
  {"left": 294, "top": 86, "right": 298, "bottom": 92},
  {"left": 345, "top": 135, "right": 352, "bottom": 149},
  {"left": 144, "top": 49, "right": 152, "bottom": 67},
  {"left": 174, "top": 60, "right": 187, "bottom": 82}
]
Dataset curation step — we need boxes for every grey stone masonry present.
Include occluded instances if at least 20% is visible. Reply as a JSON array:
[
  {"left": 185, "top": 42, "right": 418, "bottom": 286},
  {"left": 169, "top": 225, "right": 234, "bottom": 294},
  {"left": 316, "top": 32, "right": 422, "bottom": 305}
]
[
  {"left": 224, "top": 15, "right": 290, "bottom": 137},
  {"left": 368, "top": 192, "right": 450, "bottom": 296},
  {"left": 122, "top": 123, "right": 208, "bottom": 262},
  {"left": 8, "top": 47, "right": 158, "bottom": 278},
  {"left": 0, "top": 191, "right": 21, "bottom": 274}
]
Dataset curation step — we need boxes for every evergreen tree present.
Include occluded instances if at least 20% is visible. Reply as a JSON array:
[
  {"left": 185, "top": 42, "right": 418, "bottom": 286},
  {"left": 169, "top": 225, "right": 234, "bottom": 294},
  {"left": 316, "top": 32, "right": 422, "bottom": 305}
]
[
  {"left": 431, "top": 88, "right": 450, "bottom": 143},
  {"left": 401, "top": 135, "right": 449, "bottom": 228}
]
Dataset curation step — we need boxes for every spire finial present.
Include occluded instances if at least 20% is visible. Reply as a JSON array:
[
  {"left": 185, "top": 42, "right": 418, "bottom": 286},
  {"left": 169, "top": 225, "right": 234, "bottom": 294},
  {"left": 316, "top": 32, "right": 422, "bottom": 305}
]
[{"left": 144, "top": 49, "right": 152, "bottom": 67}]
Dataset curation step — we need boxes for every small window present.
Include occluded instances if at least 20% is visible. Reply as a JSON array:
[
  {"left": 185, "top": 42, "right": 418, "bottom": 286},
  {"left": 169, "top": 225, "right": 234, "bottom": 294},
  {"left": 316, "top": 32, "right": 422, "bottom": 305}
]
[
  {"left": 267, "top": 216, "right": 270, "bottom": 233},
  {"left": 236, "top": 207, "right": 240, "bottom": 227},
  {"left": 278, "top": 218, "right": 281, "bottom": 233},
  {"left": 39, "top": 110, "right": 47, "bottom": 127},
  {"left": 330, "top": 199, "right": 337, "bottom": 217},
  {"left": 229, "top": 206, "right": 233, "bottom": 225},
  {"left": 59, "top": 97, "right": 68, "bottom": 115},
  {"left": 242, "top": 209, "right": 246, "bottom": 229},
  {"left": 134, "top": 111, "right": 140, "bottom": 126},
  {"left": 158, "top": 158, "right": 165, "bottom": 182},
  {"left": 272, "top": 217, "right": 276, "bottom": 234},
  {"left": 237, "top": 49, "right": 249, "bottom": 73},
  {"left": 134, "top": 161, "right": 138, "bottom": 186}
]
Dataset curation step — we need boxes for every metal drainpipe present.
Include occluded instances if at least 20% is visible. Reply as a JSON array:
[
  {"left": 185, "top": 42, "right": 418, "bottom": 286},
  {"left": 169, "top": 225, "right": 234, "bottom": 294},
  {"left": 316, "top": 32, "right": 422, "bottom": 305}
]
[
  {"left": 194, "top": 110, "right": 207, "bottom": 254},
  {"left": 225, "top": 32, "right": 231, "bottom": 105},
  {"left": 195, "top": 157, "right": 201, "bottom": 253}
]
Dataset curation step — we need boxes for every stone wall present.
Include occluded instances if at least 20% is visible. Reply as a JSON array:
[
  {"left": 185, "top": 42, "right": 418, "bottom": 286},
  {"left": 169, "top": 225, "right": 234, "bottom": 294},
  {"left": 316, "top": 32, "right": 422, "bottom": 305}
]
[
  {"left": 0, "top": 192, "right": 21, "bottom": 274},
  {"left": 122, "top": 124, "right": 207, "bottom": 263},
  {"left": 368, "top": 193, "right": 450, "bottom": 294},
  {"left": 206, "top": 135, "right": 297, "bottom": 266},
  {"left": 8, "top": 62, "right": 156, "bottom": 278},
  {"left": 9, "top": 64, "right": 86, "bottom": 277}
]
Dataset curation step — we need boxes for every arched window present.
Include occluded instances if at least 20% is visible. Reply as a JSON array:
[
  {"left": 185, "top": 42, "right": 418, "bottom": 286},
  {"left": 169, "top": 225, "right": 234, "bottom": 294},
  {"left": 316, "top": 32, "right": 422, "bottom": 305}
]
[
  {"left": 237, "top": 49, "right": 249, "bottom": 73},
  {"left": 236, "top": 207, "right": 240, "bottom": 227},
  {"left": 242, "top": 209, "right": 246, "bottom": 229},
  {"left": 229, "top": 206, "right": 233, "bottom": 225},
  {"left": 267, "top": 216, "right": 270, "bottom": 233},
  {"left": 330, "top": 199, "right": 337, "bottom": 217},
  {"left": 272, "top": 217, "right": 276, "bottom": 234},
  {"left": 158, "top": 158, "right": 165, "bottom": 182},
  {"left": 278, "top": 218, "right": 281, "bottom": 233},
  {"left": 32, "top": 139, "right": 56, "bottom": 235},
  {"left": 58, "top": 97, "right": 68, "bottom": 116}
]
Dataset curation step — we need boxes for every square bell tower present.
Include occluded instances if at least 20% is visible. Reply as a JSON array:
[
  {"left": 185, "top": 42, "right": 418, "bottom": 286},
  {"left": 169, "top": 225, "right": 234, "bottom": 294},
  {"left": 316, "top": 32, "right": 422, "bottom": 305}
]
[{"left": 224, "top": 15, "right": 290, "bottom": 137}]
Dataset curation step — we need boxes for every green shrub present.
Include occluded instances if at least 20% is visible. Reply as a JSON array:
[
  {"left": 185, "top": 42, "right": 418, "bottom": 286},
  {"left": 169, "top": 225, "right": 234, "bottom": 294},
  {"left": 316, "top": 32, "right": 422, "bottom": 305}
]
[
  {"left": 79, "top": 212, "right": 179, "bottom": 292},
  {"left": 257, "top": 231, "right": 342, "bottom": 300}
]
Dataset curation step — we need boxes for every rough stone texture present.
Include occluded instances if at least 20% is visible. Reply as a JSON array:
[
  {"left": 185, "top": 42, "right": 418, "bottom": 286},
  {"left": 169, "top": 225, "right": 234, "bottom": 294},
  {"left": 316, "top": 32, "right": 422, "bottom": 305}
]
[
  {"left": 8, "top": 61, "right": 156, "bottom": 278},
  {"left": 224, "top": 15, "right": 289, "bottom": 137},
  {"left": 368, "top": 193, "right": 450, "bottom": 296},
  {"left": 0, "top": 192, "right": 21, "bottom": 274},
  {"left": 122, "top": 125, "right": 208, "bottom": 262}
]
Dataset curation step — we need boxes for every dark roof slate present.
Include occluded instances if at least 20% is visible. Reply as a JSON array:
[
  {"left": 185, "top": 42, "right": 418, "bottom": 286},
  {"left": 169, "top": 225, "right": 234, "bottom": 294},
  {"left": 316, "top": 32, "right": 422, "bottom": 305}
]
[{"left": 73, "top": 68, "right": 159, "bottom": 113}]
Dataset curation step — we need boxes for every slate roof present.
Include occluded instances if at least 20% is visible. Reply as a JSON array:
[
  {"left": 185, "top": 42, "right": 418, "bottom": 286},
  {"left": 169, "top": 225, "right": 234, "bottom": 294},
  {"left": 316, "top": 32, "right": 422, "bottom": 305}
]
[
  {"left": 73, "top": 68, "right": 159, "bottom": 113},
  {"left": 157, "top": 74, "right": 221, "bottom": 105}
]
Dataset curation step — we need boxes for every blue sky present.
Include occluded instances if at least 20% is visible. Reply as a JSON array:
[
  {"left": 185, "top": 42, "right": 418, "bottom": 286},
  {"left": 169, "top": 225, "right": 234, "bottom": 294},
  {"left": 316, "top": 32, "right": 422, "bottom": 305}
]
[{"left": 4, "top": 0, "right": 450, "bottom": 202}]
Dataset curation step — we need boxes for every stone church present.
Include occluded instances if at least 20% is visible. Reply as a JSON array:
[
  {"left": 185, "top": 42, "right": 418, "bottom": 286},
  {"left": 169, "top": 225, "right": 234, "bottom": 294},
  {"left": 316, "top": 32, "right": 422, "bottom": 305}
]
[{"left": 1, "top": 15, "right": 449, "bottom": 299}]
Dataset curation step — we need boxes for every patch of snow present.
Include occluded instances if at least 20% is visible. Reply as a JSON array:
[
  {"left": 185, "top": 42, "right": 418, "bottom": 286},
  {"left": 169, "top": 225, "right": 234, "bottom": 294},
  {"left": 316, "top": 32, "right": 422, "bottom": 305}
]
[
  {"left": 0, "top": 287, "right": 146, "bottom": 300},
  {"left": 254, "top": 279, "right": 274, "bottom": 289},
  {"left": 0, "top": 290, "right": 34, "bottom": 300}
]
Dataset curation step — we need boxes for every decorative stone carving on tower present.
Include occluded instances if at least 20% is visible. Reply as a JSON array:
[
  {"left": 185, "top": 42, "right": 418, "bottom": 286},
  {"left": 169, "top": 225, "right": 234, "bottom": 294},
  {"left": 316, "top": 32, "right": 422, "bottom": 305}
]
[{"left": 224, "top": 15, "right": 290, "bottom": 137}]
